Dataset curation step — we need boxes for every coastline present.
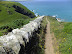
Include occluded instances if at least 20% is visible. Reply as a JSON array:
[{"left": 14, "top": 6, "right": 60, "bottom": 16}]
[{"left": 56, "top": 18, "right": 62, "bottom": 22}]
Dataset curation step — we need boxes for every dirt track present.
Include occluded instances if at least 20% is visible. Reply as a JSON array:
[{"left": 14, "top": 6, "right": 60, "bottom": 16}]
[{"left": 45, "top": 18, "right": 55, "bottom": 54}]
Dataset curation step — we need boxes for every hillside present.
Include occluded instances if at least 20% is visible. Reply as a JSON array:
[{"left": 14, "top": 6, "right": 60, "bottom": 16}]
[
  {"left": 46, "top": 16, "right": 72, "bottom": 54},
  {"left": 0, "top": 1, "right": 36, "bottom": 36}
]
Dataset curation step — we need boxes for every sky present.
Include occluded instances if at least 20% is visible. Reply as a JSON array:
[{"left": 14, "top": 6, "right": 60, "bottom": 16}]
[
  {"left": 34, "top": 0, "right": 69, "bottom": 1},
  {"left": 1, "top": 0, "right": 70, "bottom": 1}
]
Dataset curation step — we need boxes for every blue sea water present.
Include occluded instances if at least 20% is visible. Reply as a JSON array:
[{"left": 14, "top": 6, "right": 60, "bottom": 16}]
[{"left": 19, "top": 1, "right": 72, "bottom": 22}]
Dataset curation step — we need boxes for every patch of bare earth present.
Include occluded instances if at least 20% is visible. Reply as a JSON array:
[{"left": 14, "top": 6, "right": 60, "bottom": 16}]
[{"left": 45, "top": 20, "right": 55, "bottom": 54}]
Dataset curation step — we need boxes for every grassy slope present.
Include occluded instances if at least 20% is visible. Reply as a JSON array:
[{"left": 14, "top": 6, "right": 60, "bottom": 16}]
[
  {"left": 0, "top": 1, "right": 35, "bottom": 25},
  {"left": 37, "top": 16, "right": 47, "bottom": 54},
  {"left": 0, "top": 1, "right": 36, "bottom": 36},
  {"left": 31, "top": 16, "right": 47, "bottom": 54},
  {"left": 47, "top": 16, "right": 72, "bottom": 54}
]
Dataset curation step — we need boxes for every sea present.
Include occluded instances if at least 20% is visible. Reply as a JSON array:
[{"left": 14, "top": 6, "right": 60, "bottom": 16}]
[{"left": 19, "top": 1, "right": 72, "bottom": 22}]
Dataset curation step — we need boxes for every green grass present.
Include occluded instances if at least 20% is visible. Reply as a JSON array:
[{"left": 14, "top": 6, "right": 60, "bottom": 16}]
[
  {"left": 32, "top": 16, "right": 47, "bottom": 54},
  {"left": 37, "top": 16, "right": 47, "bottom": 54},
  {"left": 47, "top": 16, "right": 72, "bottom": 54},
  {"left": 0, "top": 1, "right": 35, "bottom": 25},
  {"left": 0, "top": 1, "right": 36, "bottom": 36}
]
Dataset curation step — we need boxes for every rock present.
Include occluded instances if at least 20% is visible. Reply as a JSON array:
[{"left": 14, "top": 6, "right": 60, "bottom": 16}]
[
  {"left": 0, "top": 47, "right": 5, "bottom": 52},
  {"left": 12, "top": 5, "right": 36, "bottom": 18},
  {"left": 0, "top": 16, "right": 44, "bottom": 54}
]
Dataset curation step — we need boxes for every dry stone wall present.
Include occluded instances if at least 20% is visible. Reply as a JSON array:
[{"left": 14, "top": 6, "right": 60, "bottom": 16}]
[{"left": 0, "top": 16, "right": 44, "bottom": 54}]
